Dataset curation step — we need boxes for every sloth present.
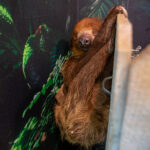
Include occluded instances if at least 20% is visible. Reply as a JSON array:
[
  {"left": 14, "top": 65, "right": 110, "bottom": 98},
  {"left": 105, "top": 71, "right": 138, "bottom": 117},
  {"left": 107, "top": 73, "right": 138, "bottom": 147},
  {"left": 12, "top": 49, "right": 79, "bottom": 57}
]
[{"left": 54, "top": 5, "right": 128, "bottom": 148}]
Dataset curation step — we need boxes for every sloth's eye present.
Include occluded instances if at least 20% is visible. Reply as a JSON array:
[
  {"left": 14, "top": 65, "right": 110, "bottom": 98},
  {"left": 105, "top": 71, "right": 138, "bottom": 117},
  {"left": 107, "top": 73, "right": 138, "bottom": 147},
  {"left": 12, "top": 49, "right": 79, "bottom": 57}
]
[{"left": 92, "top": 29, "right": 98, "bottom": 36}]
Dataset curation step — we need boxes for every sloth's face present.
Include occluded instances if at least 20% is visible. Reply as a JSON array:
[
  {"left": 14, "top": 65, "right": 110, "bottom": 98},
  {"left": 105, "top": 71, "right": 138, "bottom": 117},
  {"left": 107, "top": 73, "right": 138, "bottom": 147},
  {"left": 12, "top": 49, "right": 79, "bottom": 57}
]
[{"left": 71, "top": 17, "right": 102, "bottom": 57}]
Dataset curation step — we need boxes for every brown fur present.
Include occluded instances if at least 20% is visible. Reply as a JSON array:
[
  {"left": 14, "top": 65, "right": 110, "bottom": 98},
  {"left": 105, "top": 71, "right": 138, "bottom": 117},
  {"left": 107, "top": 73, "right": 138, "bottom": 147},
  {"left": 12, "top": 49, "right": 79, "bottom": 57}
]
[{"left": 54, "top": 5, "right": 127, "bottom": 148}]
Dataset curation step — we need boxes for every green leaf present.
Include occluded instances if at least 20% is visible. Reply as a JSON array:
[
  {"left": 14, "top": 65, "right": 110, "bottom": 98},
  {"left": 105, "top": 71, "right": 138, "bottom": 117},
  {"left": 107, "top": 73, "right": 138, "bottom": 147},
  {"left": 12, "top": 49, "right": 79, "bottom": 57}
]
[
  {"left": 9, "top": 37, "right": 22, "bottom": 52},
  {"left": 12, "top": 50, "right": 18, "bottom": 55},
  {"left": 0, "top": 49, "right": 5, "bottom": 55},
  {"left": 101, "top": 3, "right": 107, "bottom": 17},
  {"left": 1, "top": 40, "right": 15, "bottom": 49},
  {"left": 22, "top": 92, "right": 41, "bottom": 118},
  {"left": 13, "top": 61, "right": 22, "bottom": 70},
  {"left": 0, "top": 5, "right": 14, "bottom": 24},
  {"left": 39, "top": 24, "right": 52, "bottom": 52},
  {"left": 22, "top": 34, "right": 36, "bottom": 78}
]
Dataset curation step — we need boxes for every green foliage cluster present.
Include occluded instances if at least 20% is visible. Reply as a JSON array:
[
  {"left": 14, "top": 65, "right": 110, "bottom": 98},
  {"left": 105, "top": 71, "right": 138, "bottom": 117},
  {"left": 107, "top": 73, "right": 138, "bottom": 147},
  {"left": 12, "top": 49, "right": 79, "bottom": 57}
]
[
  {"left": 0, "top": 3, "right": 23, "bottom": 77},
  {"left": 11, "top": 51, "right": 71, "bottom": 150}
]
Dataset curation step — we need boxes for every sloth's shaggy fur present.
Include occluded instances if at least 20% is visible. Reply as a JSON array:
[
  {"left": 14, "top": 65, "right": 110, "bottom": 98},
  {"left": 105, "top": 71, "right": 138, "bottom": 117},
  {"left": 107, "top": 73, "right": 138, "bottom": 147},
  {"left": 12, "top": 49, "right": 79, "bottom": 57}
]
[{"left": 54, "top": 5, "right": 127, "bottom": 148}]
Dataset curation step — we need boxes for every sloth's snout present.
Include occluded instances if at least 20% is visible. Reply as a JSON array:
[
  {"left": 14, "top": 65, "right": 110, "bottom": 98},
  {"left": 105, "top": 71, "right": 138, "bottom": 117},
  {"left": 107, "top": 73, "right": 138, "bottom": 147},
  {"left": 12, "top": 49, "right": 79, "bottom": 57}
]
[{"left": 78, "top": 34, "right": 92, "bottom": 50}]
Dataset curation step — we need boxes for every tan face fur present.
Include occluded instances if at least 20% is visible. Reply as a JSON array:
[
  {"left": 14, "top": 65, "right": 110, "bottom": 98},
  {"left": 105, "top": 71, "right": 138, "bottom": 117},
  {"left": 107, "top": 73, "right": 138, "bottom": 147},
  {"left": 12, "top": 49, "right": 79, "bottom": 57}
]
[{"left": 71, "top": 17, "right": 102, "bottom": 57}]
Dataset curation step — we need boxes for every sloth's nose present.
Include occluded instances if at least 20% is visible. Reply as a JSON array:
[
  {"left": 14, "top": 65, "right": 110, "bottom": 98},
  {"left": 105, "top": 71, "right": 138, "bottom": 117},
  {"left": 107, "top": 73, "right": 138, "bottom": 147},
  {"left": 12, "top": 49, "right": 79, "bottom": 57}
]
[
  {"left": 78, "top": 34, "right": 92, "bottom": 48},
  {"left": 79, "top": 37, "right": 91, "bottom": 47}
]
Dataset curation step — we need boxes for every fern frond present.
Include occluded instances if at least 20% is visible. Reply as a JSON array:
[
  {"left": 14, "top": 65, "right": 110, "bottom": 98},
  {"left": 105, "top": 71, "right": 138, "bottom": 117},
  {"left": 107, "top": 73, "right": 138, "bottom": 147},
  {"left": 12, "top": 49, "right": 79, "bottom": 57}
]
[
  {"left": 22, "top": 34, "right": 36, "bottom": 78},
  {"left": 0, "top": 5, "right": 13, "bottom": 24}
]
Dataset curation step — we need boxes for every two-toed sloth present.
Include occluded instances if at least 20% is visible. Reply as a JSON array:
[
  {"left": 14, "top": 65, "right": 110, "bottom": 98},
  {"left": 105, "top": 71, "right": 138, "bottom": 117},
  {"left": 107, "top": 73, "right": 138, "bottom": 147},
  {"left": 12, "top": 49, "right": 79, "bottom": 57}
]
[{"left": 55, "top": 5, "right": 128, "bottom": 148}]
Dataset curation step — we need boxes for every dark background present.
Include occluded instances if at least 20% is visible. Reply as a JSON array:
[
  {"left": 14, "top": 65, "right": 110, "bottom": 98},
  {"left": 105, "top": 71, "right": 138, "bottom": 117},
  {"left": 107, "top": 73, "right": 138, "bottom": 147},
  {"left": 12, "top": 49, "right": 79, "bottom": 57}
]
[
  {"left": 9, "top": 0, "right": 150, "bottom": 49},
  {"left": 0, "top": 0, "right": 150, "bottom": 150}
]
